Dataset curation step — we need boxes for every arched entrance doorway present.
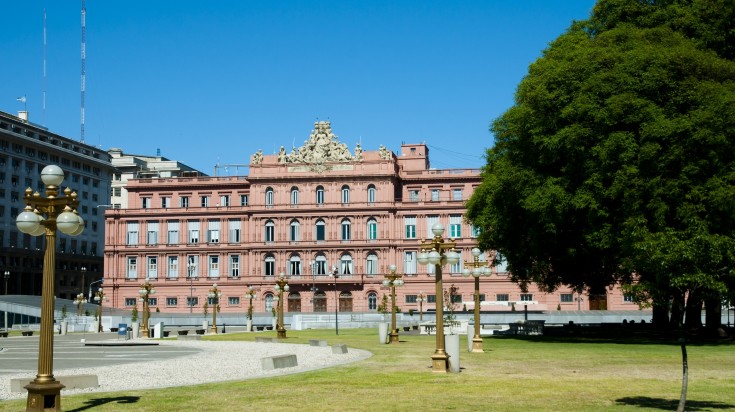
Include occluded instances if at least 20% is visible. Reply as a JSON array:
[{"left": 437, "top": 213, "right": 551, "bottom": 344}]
[
  {"left": 339, "top": 291, "right": 353, "bottom": 312},
  {"left": 288, "top": 292, "right": 301, "bottom": 312},
  {"left": 313, "top": 291, "right": 327, "bottom": 312}
]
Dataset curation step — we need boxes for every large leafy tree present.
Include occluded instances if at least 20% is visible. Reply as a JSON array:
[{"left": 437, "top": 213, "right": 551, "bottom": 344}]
[{"left": 467, "top": 0, "right": 735, "bottom": 325}]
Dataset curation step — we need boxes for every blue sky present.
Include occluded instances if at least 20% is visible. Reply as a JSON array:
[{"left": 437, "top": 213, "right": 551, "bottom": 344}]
[{"left": 2, "top": 1, "right": 596, "bottom": 175}]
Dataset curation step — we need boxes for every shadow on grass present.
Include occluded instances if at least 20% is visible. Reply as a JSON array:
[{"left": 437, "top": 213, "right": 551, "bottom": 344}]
[
  {"left": 492, "top": 328, "right": 734, "bottom": 346},
  {"left": 615, "top": 396, "right": 735, "bottom": 411},
  {"left": 66, "top": 395, "right": 140, "bottom": 411}
]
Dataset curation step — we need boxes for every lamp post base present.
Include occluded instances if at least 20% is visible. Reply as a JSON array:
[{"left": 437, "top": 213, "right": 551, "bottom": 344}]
[
  {"left": 431, "top": 352, "right": 448, "bottom": 373},
  {"left": 140, "top": 327, "right": 149, "bottom": 338},
  {"left": 209, "top": 326, "right": 218, "bottom": 334},
  {"left": 471, "top": 336, "right": 484, "bottom": 353},
  {"left": 277, "top": 329, "right": 287, "bottom": 339},
  {"left": 25, "top": 380, "right": 64, "bottom": 412},
  {"left": 389, "top": 331, "right": 399, "bottom": 344}
]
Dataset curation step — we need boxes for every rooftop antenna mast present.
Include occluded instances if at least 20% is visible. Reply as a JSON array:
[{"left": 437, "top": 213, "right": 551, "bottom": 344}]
[{"left": 80, "top": 0, "right": 86, "bottom": 143}]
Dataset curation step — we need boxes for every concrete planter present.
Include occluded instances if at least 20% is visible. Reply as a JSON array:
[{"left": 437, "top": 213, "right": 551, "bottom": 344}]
[
  {"left": 131, "top": 323, "right": 140, "bottom": 339},
  {"left": 246, "top": 319, "right": 253, "bottom": 332},
  {"left": 378, "top": 322, "right": 389, "bottom": 344},
  {"left": 445, "top": 333, "right": 460, "bottom": 373}
]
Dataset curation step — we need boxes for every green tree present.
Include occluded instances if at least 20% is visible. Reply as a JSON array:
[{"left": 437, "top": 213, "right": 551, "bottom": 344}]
[
  {"left": 465, "top": 2, "right": 735, "bottom": 410},
  {"left": 131, "top": 304, "right": 138, "bottom": 323}
]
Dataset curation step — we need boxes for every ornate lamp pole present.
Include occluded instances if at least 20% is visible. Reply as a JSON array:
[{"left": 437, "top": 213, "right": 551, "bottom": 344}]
[
  {"left": 417, "top": 222, "right": 460, "bottom": 373},
  {"left": 80, "top": 266, "right": 86, "bottom": 298},
  {"left": 331, "top": 265, "right": 339, "bottom": 335},
  {"left": 73, "top": 293, "right": 87, "bottom": 316},
  {"left": 187, "top": 258, "right": 196, "bottom": 313},
  {"left": 383, "top": 264, "right": 404, "bottom": 344},
  {"left": 93, "top": 287, "right": 106, "bottom": 333},
  {"left": 274, "top": 273, "right": 289, "bottom": 339},
  {"left": 4, "top": 270, "right": 9, "bottom": 295},
  {"left": 244, "top": 286, "right": 257, "bottom": 331},
  {"left": 138, "top": 280, "right": 155, "bottom": 338},
  {"left": 417, "top": 291, "right": 425, "bottom": 322},
  {"left": 462, "top": 247, "right": 492, "bottom": 353},
  {"left": 208, "top": 283, "right": 222, "bottom": 334},
  {"left": 16, "top": 164, "right": 85, "bottom": 411}
]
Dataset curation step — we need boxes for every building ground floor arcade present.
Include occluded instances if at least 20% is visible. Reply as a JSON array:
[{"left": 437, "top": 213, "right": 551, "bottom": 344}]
[{"left": 104, "top": 271, "right": 640, "bottom": 317}]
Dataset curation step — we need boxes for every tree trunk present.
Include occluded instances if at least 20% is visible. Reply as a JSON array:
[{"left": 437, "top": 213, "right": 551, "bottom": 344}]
[
  {"left": 652, "top": 302, "right": 670, "bottom": 329},
  {"left": 704, "top": 297, "right": 722, "bottom": 331},
  {"left": 684, "top": 293, "right": 703, "bottom": 329},
  {"left": 670, "top": 293, "right": 684, "bottom": 329},
  {"left": 676, "top": 291, "right": 689, "bottom": 412}
]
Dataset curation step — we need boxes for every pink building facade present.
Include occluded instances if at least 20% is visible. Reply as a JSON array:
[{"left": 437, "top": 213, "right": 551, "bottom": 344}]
[{"left": 103, "top": 122, "right": 637, "bottom": 317}]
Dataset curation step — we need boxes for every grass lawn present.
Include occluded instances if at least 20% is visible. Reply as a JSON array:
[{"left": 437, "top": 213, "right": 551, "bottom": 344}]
[{"left": 2, "top": 329, "right": 733, "bottom": 411}]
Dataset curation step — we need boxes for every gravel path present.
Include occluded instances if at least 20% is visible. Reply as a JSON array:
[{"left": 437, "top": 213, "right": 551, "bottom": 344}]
[{"left": 1, "top": 340, "right": 372, "bottom": 400}]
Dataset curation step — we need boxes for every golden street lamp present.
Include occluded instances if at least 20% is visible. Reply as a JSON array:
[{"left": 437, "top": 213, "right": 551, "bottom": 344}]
[
  {"left": 383, "top": 264, "right": 405, "bottom": 344},
  {"left": 138, "top": 280, "right": 155, "bottom": 338},
  {"left": 16, "top": 164, "right": 85, "bottom": 411},
  {"left": 93, "top": 287, "right": 107, "bottom": 333},
  {"left": 462, "top": 247, "right": 492, "bottom": 353},
  {"left": 417, "top": 291, "right": 425, "bottom": 322},
  {"left": 244, "top": 286, "right": 258, "bottom": 331},
  {"left": 208, "top": 283, "right": 222, "bottom": 334},
  {"left": 73, "top": 293, "right": 87, "bottom": 316},
  {"left": 417, "top": 222, "right": 460, "bottom": 373},
  {"left": 274, "top": 273, "right": 289, "bottom": 339}
]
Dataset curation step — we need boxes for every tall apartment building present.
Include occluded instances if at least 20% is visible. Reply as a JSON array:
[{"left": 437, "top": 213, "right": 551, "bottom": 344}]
[
  {"left": 0, "top": 110, "right": 115, "bottom": 299},
  {"left": 103, "top": 121, "right": 635, "bottom": 315},
  {"left": 108, "top": 148, "right": 205, "bottom": 209}
]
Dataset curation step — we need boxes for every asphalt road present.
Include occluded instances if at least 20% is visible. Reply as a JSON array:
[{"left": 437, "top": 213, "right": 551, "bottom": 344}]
[{"left": 0, "top": 332, "right": 201, "bottom": 375}]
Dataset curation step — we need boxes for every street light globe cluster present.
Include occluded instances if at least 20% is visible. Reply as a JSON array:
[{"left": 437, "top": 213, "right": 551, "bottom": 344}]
[
  {"left": 16, "top": 166, "right": 85, "bottom": 237},
  {"left": 462, "top": 248, "right": 492, "bottom": 278}
]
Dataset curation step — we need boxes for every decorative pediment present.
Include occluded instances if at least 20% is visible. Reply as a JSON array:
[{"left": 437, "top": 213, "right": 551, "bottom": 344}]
[{"left": 278, "top": 121, "right": 359, "bottom": 167}]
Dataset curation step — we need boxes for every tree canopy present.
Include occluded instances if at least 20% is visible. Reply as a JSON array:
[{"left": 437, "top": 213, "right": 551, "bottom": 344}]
[{"left": 466, "top": 0, "right": 735, "bottom": 314}]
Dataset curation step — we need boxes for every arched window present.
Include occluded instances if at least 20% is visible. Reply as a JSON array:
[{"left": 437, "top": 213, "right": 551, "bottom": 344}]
[
  {"left": 288, "top": 292, "right": 301, "bottom": 312},
  {"left": 265, "top": 220, "right": 275, "bottom": 243},
  {"left": 290, "top": 220, "right": 300, "bottom": 242},
  {"left": 315, "top": 219, "right": 326, "bottom": 241},
  {"left": 366, "top": 253, "right": 378, "bottom": 275},
  {"left": 315, "top": 254, "right": 327, "bottom": 275},
  {"left": 316, "top": 186, "right": 325, "bottom": 205},
  {"left": 367, "top": 292, "right": 377, "bottom": 311},
  {"left": 367, "top": 218, "right": 377, "bottom": 240},
  {"left": 289, "top": 255, "right": 302, "bottom": 276},
  {"left": 265, "top": 187, "right": 274, "bottom": 207},
  {"left": 340, "top": 254, "right": 353, "bottom": 275},
  {"left": 291, "top": 186, "right": 299, "bottom": 206},
  {"left": 265, "top": 293, "right": 275, "bottom": 312},
  {"left": 341, "top": 185, "right": 350, "bottom": 204},
  {"left": 367, "top": 184, "right": 376, "bottom": 204},
  {"left": 264, "top": 254, "right": 275, "bottom": 276},
  {"left": 341, "top": 218, "right": 351, "bottom": 240}
]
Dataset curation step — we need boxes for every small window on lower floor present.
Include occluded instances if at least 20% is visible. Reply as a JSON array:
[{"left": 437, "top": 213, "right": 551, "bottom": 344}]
[
  {"left": 228, "top": 297, "right": 240, "bottom": 305},
  {"left": 124, "top": 298, "right": 136, "bottom": 306},
  {"left": 560, "top": 293, "right": 574, "bottom": 303},
  {"left": 520, "top": 294, "right": 533, "bottom": 302},
  {"left": 166, "top": 297, "right": 178, "bottom": 306},
  {"left": 496, "top": 294, "right": 509, "bottom": 302}
]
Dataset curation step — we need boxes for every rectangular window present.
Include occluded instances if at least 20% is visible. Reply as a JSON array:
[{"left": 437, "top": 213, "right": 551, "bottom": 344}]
[
  {"left": 240, "top": 194, "right": 249, "bottom": 206},
  {"left": 142, "top": 197, "right": 151, "bottom": 209},
  {"left": 147, "top": 221, "right": 159, "bottom": 245},
  {"left": 404, "top": 251, "right": 417, "bottom": 274},
  {"left": 187, "top": 255, "right": 199, "bottom": 278},
  {"left": 126, "top": 257, "right": 138, "bottom": 279},
  {"left": 409, "top": 190, "right": 419, "bottom": 202},
  {"left": 124, "top": 298, "right": 136, "bottom": 306},
  {"left": 623, "top": 294, "right": 634, "bottom": 303},
  {"left": 209, "top": 255, "right": 220, "bottom": 277},
  {"left": 126, "top": 222, "right": 139, "bottom": 245},
  {"left": 470, "top": 224, "right": 481, "bottom": 238},
  {"left": 180, "top": 196, "right": 190, "bottom": 208},
  {"left": 220, "top": 195, "right": 229, "bottom": 207},
  {"left": 426, "top": 215, "right": 439, "bottom": 238},
  {"left": 316, "top": 223, "right": 325, "bottom": 241},
  {"left": 405, "top": 295, "right": 417, "bottom": 304},
  {"left": 161, "top": 196, "right": 171, "bottom": 208},
  {"left": 229, "top": 219, "right": 240, "bottom": 243},
  {"left": 404, "top": 216, "right": 416, "bottom": 239},
  {"left": 496, "top": 294, "right": 509, "bottom": 302},
  {"left": 168, "top": 256, "right": 178, "bottom": 279},
  {"left": 113, "top": 187, "right": 122, "bottom": 196},
  {"left": 167, "top": 220, "right": 179, "bottom": 244},
  {"left": 207, "top": 220, "right": 220, "bottom": 243},
  {"left": 166, "top": 297, "right": 178, "bottom": 306},
  {"left": 560, "top": 293, "right": 574, "bottom": 303},
  {"left": 427, "top": 295, "right": 436, "bottom": 303},
  {"left": 187, "top": 297, "right": 199, "bottom": 308},
  {"left": 201, "top": 196, "right": 210, "bottom": 207},
  {"left": 147, "top": 256, "right": 158, "bottom": 279},
  {"left": 431, "top": 189, "right": 440, "bottom": 201},
  {"left": 452, "top": 188, "right": 463, "bottom": 201},
  {"left": 265, "top": 258, "right": 275, "bottom": 276},
  {"left": 228, "top": 297, "right": 240, "bottom": 305},
  {"left": 188, "top": 220, "right": 200, "bottom": 244},
  {"left": 230, "top": 255, "right": 240, "bottom": 278},
  {"left": 520, "top": 294, "right": 534, "bottom": 302},
  {"left": 449, "top": 215, "right": 462, "bottom": 238}
]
